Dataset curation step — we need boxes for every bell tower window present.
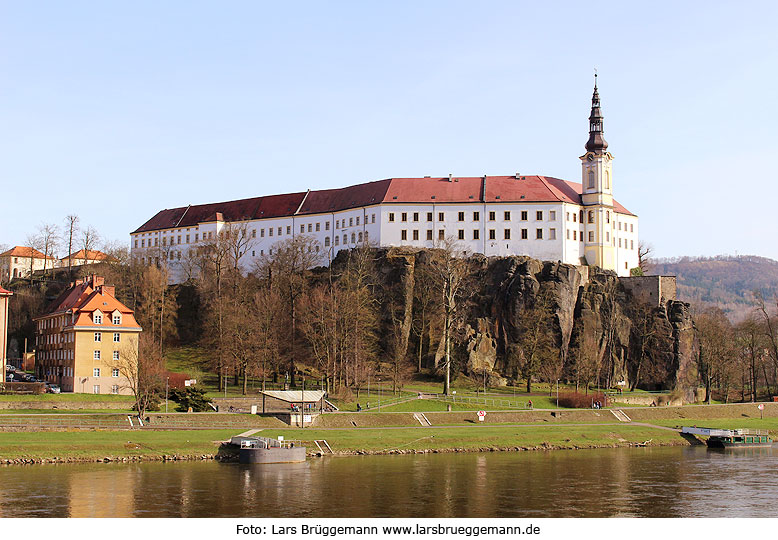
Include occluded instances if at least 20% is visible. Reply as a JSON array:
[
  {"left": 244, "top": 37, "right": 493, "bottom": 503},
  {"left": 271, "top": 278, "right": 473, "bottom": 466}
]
[{"left": 588, "top": 170, "right": 595, "bottom": 189}]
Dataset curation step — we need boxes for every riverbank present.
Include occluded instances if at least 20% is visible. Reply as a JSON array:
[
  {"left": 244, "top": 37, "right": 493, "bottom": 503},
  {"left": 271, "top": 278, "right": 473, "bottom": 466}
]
[
  {"left": 0, "top": 402, "right": 774, "bottom": 465},
  {"left": 0, "top": 422, "right": 688, "bottom": 465}
]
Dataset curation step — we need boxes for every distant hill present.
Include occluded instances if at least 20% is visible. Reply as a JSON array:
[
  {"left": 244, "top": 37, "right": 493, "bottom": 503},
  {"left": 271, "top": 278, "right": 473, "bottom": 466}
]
[{"left": 649, "top": 255, "right": 778, "bottom": 321}]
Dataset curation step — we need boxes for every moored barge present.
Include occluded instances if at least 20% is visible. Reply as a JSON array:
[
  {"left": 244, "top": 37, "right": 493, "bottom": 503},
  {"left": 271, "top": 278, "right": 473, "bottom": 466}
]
[{"left": 681, "top": 427, "right": 773, "bottom": 448}]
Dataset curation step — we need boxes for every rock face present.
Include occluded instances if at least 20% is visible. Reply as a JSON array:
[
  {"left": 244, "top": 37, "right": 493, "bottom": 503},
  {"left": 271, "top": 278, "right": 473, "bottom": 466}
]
[{"left": 365, "top": 248, "right": 698, "bottom": 397}]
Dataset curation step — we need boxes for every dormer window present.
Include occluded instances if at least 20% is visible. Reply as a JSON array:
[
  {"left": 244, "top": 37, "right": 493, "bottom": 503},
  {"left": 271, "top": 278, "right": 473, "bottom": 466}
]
[
  {"left": 93, "top": 311, "right": 103, "bottom": 324},
  {"left": 112, "top": 312, "right": 122, "bottom": 325}
]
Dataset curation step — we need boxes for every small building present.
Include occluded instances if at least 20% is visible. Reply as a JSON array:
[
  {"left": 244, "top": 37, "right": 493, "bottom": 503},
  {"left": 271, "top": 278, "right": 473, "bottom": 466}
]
[
  {"left": 33, "top": 275, "right": 142, "bottom": 394},
  {"left": 59, "top": 249, "right": 118, "bottom": 268},
  {"left": 0, "top": 286, "right": 11, "bottom": 376},
  {"left": 259, "top": 390, "right": 326, "bottom": 426},
  {"left": 0, "top": 246, "right": 57, "bottom": 283}
]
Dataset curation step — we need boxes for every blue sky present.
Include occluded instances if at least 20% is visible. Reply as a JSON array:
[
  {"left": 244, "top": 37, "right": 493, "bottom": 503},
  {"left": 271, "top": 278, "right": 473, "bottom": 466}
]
[{"left": 2, "top": 1, "right": 776, "bottom": 260}]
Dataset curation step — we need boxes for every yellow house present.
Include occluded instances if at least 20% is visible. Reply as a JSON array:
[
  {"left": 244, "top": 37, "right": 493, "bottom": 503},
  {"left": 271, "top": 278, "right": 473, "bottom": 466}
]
[{"left": 34, "top": 275, "right": 142, "bottom": 394}]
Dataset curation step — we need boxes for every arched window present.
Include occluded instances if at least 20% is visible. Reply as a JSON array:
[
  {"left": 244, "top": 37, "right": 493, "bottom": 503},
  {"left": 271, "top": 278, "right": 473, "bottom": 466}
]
[
  {"left": 606, "top": 211, "right": 610, "bottom": 224},
  {"left": 605, "top": 171, "right": 610, "bottom": 190},
  {"left": 588, "top": 170, "right": 595, "bottom": 189},
  {"left": 579, "top": 210, "right": 584, "bottom": 223},
  {"left": 588, "top": 211, "right": 594, "bottom": 224}
]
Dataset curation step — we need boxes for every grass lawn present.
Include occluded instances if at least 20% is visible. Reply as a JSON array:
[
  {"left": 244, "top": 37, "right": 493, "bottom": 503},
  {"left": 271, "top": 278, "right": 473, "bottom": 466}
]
[
  {"left": 0, "top": 429, "right": 237, "bottom": 460},
  {"left": 260, "top": 424, "right": 681, "bottom": 453}
]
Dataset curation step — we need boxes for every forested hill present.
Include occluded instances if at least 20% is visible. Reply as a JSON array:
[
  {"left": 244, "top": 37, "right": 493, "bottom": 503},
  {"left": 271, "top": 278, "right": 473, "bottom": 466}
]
[{"left": 650, "top": 255, "right": 778, "bottom": 320}]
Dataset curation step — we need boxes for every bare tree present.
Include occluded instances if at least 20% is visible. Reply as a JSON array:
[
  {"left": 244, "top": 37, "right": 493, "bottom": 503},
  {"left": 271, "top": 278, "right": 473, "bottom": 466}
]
[
  {"left": 637, "top": 241, "right": 654, "bottom": 274},
  {"left": 427, "top": 238, "right": 471, "bottom": 395},
  {"left": 37, "top": 223, "right": 59, "bottom": 278},
  {"left": 114, "top": 334, "right": 164, "bottom": 418},
  {"left": 516, "top": 288, "right": 559, "bottom": 393},
  {"left": 696, "top": 307, "right": 736, "bottom": 403},
  {"left": 63, "top": 214, "right": 80, "bottom": 278},
  {"left": 255, "top": 235, "right": 322, "bottom": 388},
  {"left": 81, "top": 225, "right": 101, "bottom": 265}
]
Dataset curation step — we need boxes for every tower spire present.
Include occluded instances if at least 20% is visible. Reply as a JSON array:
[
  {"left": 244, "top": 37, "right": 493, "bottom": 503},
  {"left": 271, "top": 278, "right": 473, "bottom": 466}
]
[{"left": 585, "top": 73, "right": 608, "bottom": 153}]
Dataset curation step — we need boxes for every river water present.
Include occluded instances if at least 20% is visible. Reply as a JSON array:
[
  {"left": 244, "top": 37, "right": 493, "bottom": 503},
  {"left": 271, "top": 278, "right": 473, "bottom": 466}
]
[{"left": 0, "top": 446, "right": 776, "bottom": 518}]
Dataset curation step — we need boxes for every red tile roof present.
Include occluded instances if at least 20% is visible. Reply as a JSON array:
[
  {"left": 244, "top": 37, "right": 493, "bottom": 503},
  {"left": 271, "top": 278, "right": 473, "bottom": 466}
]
[
  {"left": 60, "top": 249, "right": 118, "bottom": 263},
  {"left": 132, "top": 175, "right": 634, "bottom": 233},
  {"left": 37, "top": 276, "right": 140, "bottom": 329},
  {"left": 0, "top": 286, "right": 12, "bottom": 296},
  {"left": 0, "top": 246, "right": 57, "bottom": 259}
]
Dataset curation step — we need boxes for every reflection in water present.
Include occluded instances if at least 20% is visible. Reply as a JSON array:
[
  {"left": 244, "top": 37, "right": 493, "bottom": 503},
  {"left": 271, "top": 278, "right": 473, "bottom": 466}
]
[{"left": 0, "top": 446, "right": 776, "bottom": 518}]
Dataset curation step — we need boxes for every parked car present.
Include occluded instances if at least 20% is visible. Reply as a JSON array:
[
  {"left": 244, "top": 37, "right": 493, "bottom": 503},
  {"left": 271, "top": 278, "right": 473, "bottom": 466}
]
[
  {"left": 5, "top": 364, "right": 15, "bottom": 372},
  {"left": 46, "top": 384, "right": 61, "bottom": 394},
  {"left": 5, "top": 374, "right": 13, "bottom": 382}
]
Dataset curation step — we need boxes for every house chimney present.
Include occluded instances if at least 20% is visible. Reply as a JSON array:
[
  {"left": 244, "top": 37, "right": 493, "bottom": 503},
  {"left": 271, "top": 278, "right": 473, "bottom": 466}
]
[{"left": 448, "top": 173, "right": 453, "bottom": 182}]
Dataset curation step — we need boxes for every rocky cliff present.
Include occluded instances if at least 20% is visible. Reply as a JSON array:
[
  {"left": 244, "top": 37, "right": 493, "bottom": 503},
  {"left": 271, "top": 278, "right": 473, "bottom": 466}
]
[{"left": 359, "top": 248, "right": 698, "bottom": 396}]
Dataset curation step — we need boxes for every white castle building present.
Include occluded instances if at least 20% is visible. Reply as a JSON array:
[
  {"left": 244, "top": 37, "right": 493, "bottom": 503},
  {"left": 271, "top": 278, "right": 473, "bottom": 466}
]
[{"left": 130, "top": 80, "right": 638, "bottom": 278}]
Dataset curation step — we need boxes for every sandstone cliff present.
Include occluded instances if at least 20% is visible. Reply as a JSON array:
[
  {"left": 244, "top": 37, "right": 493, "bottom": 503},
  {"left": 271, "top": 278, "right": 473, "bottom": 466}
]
[{"left": 359, "top": 248, "right": 698, "bottom": 396}]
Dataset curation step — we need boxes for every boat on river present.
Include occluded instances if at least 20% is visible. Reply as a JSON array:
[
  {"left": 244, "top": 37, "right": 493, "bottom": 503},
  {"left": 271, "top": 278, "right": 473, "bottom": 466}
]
[{"left": 681, "top": 427, "right": 773, "bottom": 448}]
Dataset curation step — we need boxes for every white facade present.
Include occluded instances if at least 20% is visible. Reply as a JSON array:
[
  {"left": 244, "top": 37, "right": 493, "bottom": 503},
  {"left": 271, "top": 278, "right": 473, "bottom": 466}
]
[{"left": 130, "top": 195, "right": 639, "bottom": 280}]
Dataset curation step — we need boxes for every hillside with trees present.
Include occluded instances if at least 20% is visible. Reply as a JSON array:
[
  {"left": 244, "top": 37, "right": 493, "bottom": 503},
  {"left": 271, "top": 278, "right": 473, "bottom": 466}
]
[{"left": 650, "top": 255, "right": 778, "bottom": 321}]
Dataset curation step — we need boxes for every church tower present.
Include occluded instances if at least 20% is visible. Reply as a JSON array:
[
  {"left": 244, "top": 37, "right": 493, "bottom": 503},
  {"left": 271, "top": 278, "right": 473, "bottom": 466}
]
[{"left": 581, "top": 75, "right": 615, "bottom": 271}]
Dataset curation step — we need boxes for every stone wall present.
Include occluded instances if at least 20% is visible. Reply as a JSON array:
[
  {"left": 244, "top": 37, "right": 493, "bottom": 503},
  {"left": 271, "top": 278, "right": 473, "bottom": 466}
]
[{"left": 621, "top": 275, "right": 677, "bottom": 306}]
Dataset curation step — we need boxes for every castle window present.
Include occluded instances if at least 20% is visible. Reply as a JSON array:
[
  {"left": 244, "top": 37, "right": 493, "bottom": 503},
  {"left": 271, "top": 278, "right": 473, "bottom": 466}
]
[
  {"left": 316, "top": 223, "right": 320, "bottom": 232},
  {"left": 536, "top": 211, "right": 543, "bottom": 221},
  {"left": 438, "top": 212, "right": 444, "bottom": 222},
  {"left": 489, "top": 229, "right": 496, "bottom": 240},
  {"left": 427, "top": 213, "right": 433, "bottom": 222},
  {"left": 580, "top": 210, "right": 584, "bottom": 222},
  {"left": 343, "top": 234, "right": 347, "bottom": 244},
  {"left": 489, "top": 212, "right": 495, "bottom": 221},
  {"left": 389, "top": 213, "right": 395, "bottom": 222},
  {"left": 438, "top": 230, "right": 445, "bottom": 240},
  {"left": 504, "top": 211, "right": 511, "bottom": 221},
  {"left": 458, "top": 230, "right": 464, "bottom": 240},
  {"left": 588, "top": 171, "right": 595, "bottom": 189},
  {"left": 567, "top": 230, "right": 570, "bottom": 239},
  {"left": 307, "top": 224, "right": 312, "bottom": 233},
  {"left": 606, "top": 211, "right": 610, "bottom": 224},
  {"left": 334, "top": 236, "right": 339, "bottom": 246},
  {"left": 356, "top": 217, "right": 360, "bottom": 226},
  {"left": 325, "top": 222, "right": 330, "bottom": 231},
  {"left": 589, "top": 231, "right": 594, "bottom": 242},
  {"left": 349, "top": 218, "right": 353, "bottom": 227},
  {"left": 588, "top": 211, "right": 594, "bottom": 224},
  {"left": 401, "top": 212, "right": 407, "bottom": 222},
  {"left": 324, "top": 237, "right": 330, "bottom": 247},
  {"left": 473, "top": 230, "right": 480, "bottom": 240},
  {"left": 351, "top": 233, "right": 356, "bottom": 243},
  {"left": 550, "top": 228, "right": 556, "bottom": 240},
  {"left": 371, "top": 214, "right": 376, "bottom": 224},
  {"left": 536, "top": 229, "right": 543, "bottom": 239},
  {"left": 358, "top": 232, "right": 363, "bottom": 243},
  {"left": 413, "top": 230, "right": 420, "bottom": 241},
  {"left": 413, "top": 212, "right": 419, "bottom": 222},
  {"left": 521, "top": 229, "right": 528, "bottom": 240},
  {"left": 504, "top": 229, "right": 511, "bottom": 240},
  {"left": 573, "top": 230, "right": 577, "bottom": 241},
  {"left": 521, "top": 211, "right": 528, "bottom": 221},
  {"left": 631, "top": 240, "right": 634, "bottom": 249},
  {"left": 269, "top": 228, "right": 274, "bottom": 237},
  {"left": 550, "top": 211, "right": 556, "bottom": 221},
  {"left": 458, "top": 212, "right": 465, "bottom": 222},
  {"left": 630, "top": 224, "right": 634, "bottom": 233},
  {"left": 619, "top": 239, "right": 622, "bottom": 248},
  {"left": 427, "top": 230, "right": 433, "bottom": 241},
  {"left": 605, "top": 171, "right": 610, "bottom": 189},
  {"left": 473, "top": 211, "right": 480, "bottom": 221}
]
